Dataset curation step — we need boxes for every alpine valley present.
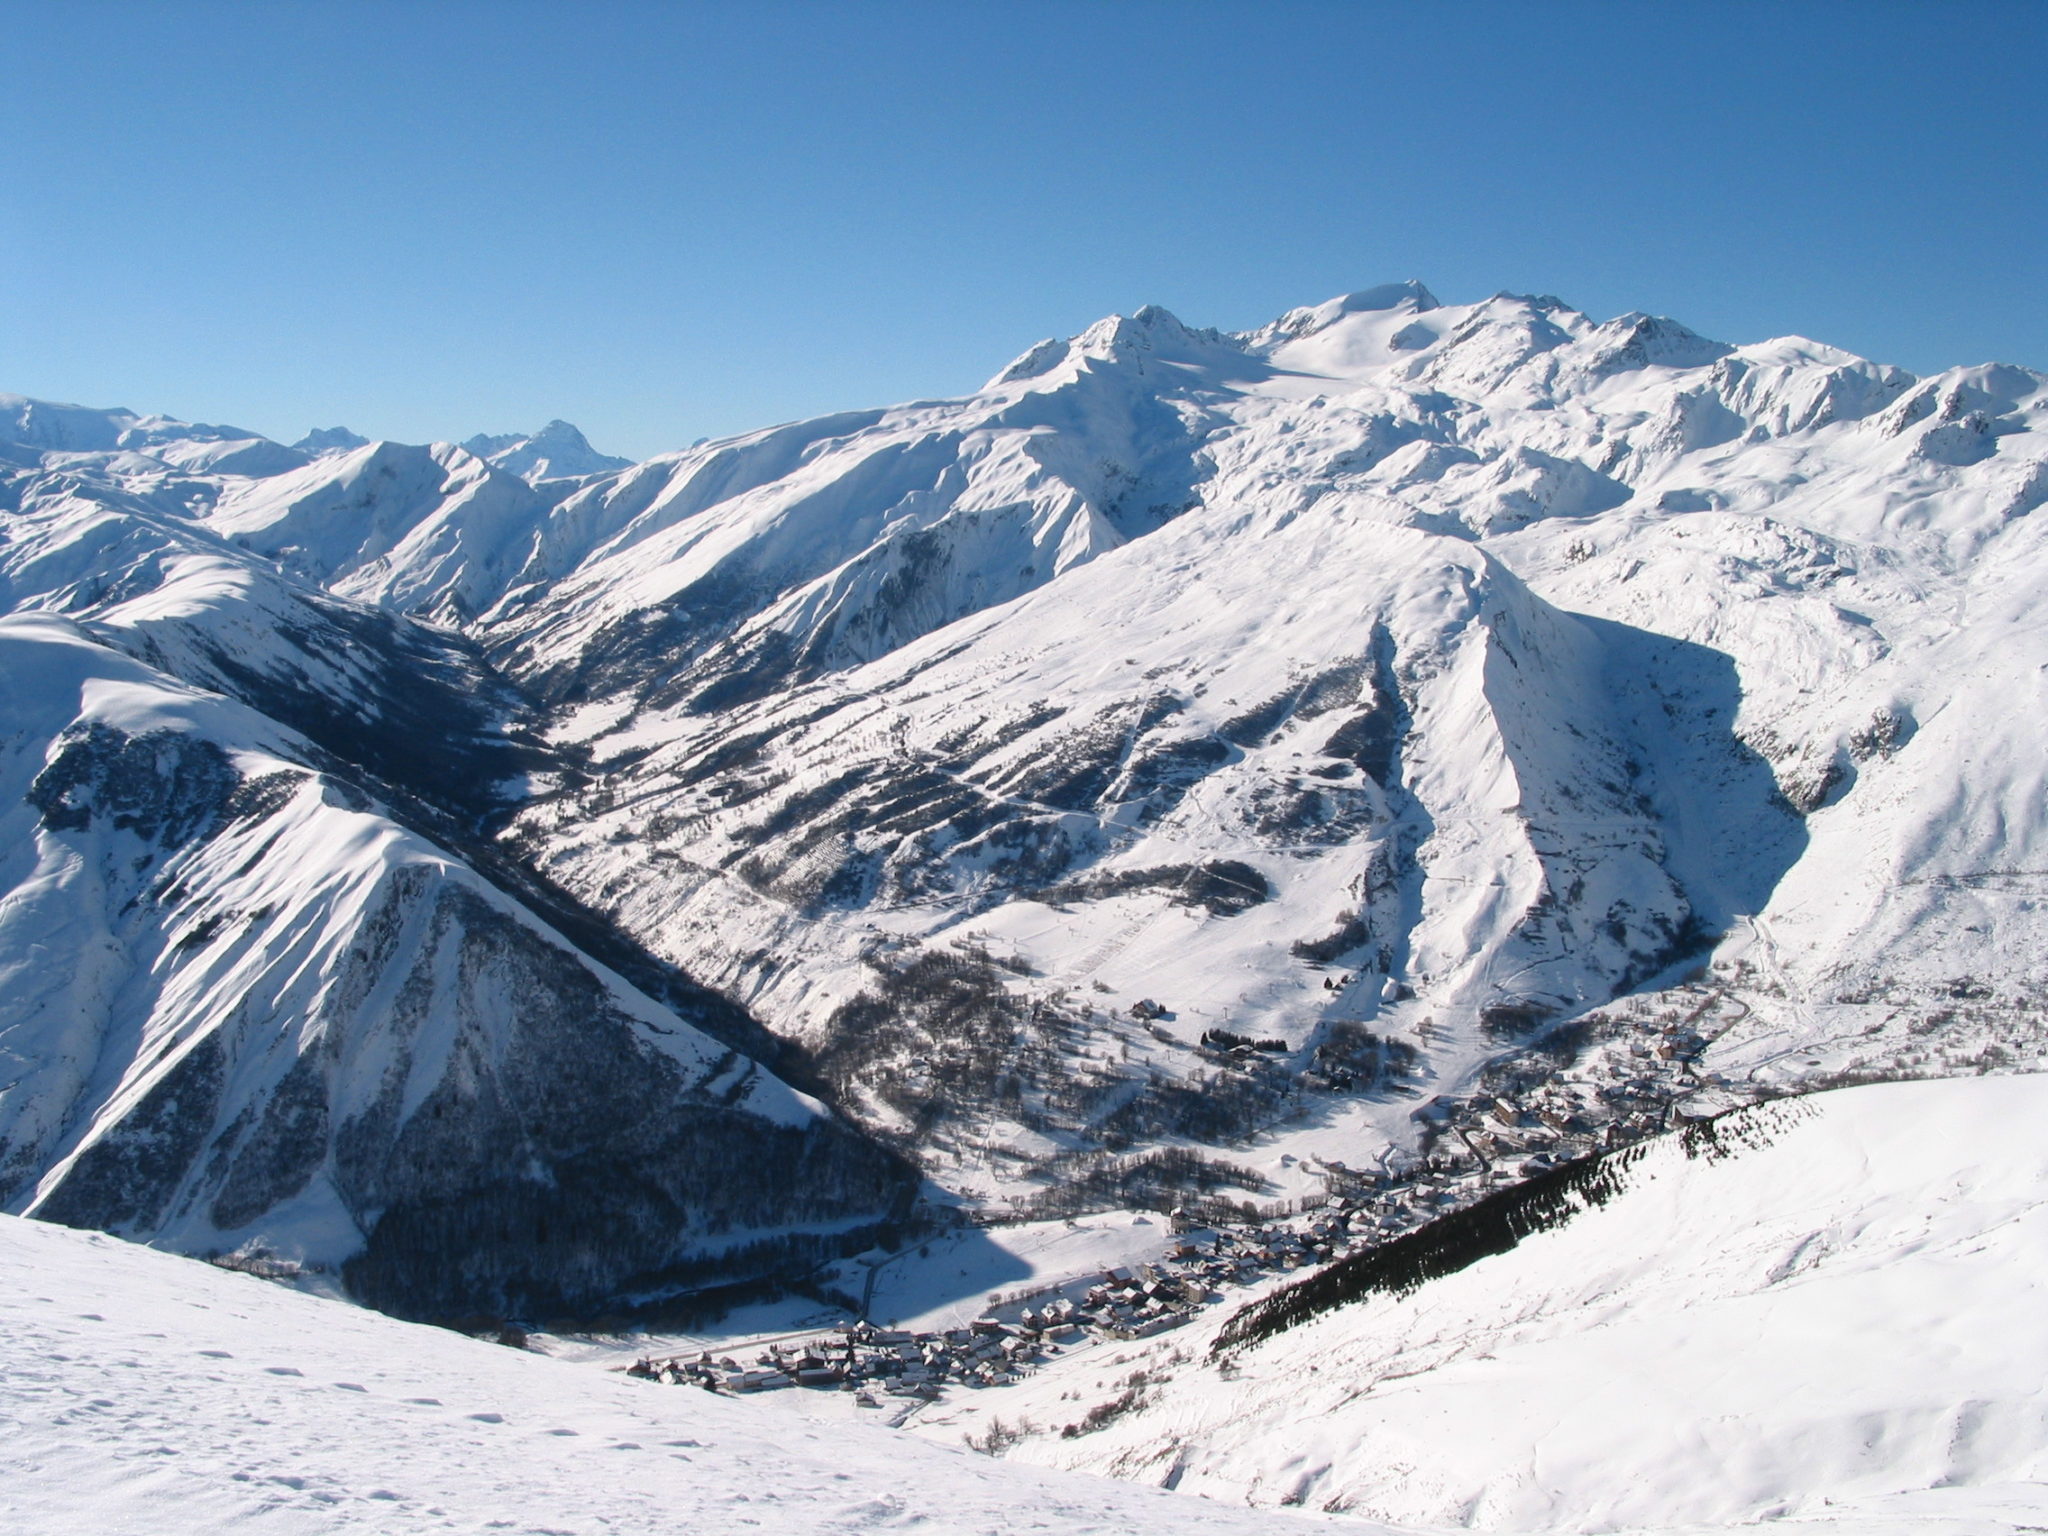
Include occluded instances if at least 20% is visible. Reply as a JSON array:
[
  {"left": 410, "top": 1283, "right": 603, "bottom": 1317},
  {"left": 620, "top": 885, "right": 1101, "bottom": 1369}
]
[{"left": 4, "top": 281, "right": 2048, "bottom": 1533}]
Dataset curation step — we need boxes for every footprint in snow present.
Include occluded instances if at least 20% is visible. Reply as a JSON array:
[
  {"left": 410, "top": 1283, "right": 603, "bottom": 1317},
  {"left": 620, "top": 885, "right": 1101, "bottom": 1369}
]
[
  {"left": 407, "top": 1397, "right": 441, "bottom": 1406},
  {"left": 198, "top": 1350, "right": 232, "bottom": 1358},
  {"left": 264, "top": 1366, "right": 304, "bottom": 1377},
  {"left": 467, "top": 1412, "right": 505, "bottom": 1424},
  {"left": 333, "top": 1383, "right": 367, "bottom": 1392},
  {"left": 544, "top": 1428, "right": 578, "bottom": 1437}
]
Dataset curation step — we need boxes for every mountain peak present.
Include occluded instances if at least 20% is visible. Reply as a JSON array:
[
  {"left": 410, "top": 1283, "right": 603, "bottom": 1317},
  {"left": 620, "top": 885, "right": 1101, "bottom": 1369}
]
[
  {"left": 1243, "top": 280, "right": 1440, "bottom": 351},
  {"left": 1581, "top": 311, "right": 1734, "bottom": 375},
  {"left": 294, "top": 425, "right": 369, "bottom": 455},
  {"left": 986, "top": 305, "right": 1246, "bottom": 389},
  {"left": 1336, "top": 279, "right": 1440, "bottom": 314},
  {"left": 461, "top": 419, "right": 630, "bottom": 482},
  {"left": 527, "top": 419, "right": 595, "bottom": 449}
]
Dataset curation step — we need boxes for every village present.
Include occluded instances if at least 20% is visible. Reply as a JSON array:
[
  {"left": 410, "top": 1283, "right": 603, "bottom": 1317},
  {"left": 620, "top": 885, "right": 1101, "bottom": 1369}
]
[
  {"left": 622, "top": 1204, "right": 1370, "bottom": 1402},
  {"left": 620, "top": 974, "right": 1751, "bottom": 1409}
]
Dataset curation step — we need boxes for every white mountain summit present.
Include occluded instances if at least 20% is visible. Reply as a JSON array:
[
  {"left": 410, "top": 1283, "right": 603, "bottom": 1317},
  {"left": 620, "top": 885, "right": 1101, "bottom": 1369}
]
[{"left": 461, "top": 418, "right": 632, "bottom": 482}]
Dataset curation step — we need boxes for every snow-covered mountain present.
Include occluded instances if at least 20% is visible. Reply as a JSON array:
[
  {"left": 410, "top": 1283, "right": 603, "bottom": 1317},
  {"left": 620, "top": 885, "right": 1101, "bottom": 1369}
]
[
  {"left": 294, "top": 425, "right": 371, "bottom": 456},
  {"left": 0, "top": 392, "right": 309, "bottom": 478},
  {"left": 462, "top": 419, "right": 632, "bottom": 482},
  {"left": 3, "top": 278, "right": 2046, "bottom": 1318},
  {"left": 0, "top": 614, "right": 911, "bottom": 1321},
  {"left": 0, "top": 415, "right": 917, "bottom": 1320},
  {"left": 470, "top": 281, "right": 2047, "bottom": 1202}
]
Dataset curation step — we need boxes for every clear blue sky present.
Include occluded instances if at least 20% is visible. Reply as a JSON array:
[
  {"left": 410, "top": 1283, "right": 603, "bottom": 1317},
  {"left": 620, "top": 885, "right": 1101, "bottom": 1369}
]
[{"left": 4, "top": 0, "right": 2043, "bottom": 459}]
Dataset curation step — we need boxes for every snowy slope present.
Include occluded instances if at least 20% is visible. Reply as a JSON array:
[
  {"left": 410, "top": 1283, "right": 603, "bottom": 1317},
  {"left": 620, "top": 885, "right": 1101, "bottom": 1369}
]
[
  {"left": 0, "top": 615, "right": 911, "bottom": 1319},
  {"left": 0, "top": 391, "right": 308, "bottom": 478},
  {"left": 0, "top": 468, "right": 555, "bottom": 825},
  {"left": 8, "top": 1081, "right": 2039, "bottom": 1536},
  {"left": 0, "top": 1211, "right": 1326, "bottom": 1536},
  {"left": 504, "top": 459, "right": 1750, "bottom": 1196},
  {"left": 913, "top": 1076, "right": 2048, "bottom": 1533},
  {"left": 207, "top": 439, "right": 567, "bottom": 627},
  {"left": 8, "top": 1082, "right": 2030, "bottom": 1536}
]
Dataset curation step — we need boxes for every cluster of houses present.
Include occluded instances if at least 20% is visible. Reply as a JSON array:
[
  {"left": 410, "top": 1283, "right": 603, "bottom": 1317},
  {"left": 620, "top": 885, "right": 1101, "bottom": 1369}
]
[
  {"left": 621, "top": 1200, "right": 1405, "bottom": 1404},
  {"left": 1402, "top": 1006, "right": 1725, "bottom": 1181},
  {"left": 625, "top": 1317, "right": 1047, "bottom": 1401},
  {"left": 621, "top": 996, "right": 1738, "bottom": 1409}
]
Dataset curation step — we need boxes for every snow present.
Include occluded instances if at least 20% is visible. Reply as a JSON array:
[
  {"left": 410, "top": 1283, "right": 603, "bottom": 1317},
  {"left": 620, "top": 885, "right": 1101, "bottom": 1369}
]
[
  {"left": 914, "top": 1076, "right": 2048, "bottom": 1534},
  {"left": 527, "top": 1209, "right": 1182, "bottom": 1383},
  {"left": 293, "top": 426, "right": 370, "bottom": 456},
  {"left": 0, "top": 1212, "right": 1328, "bottom": 1536},
  {"left": 462, "top": 420, "right": 631, "bottom": 483},
  {"left": 6, "top": 289, "right": 2047, "bottom": 1191},
  {"left": 856, "top": 1211, "right": 1178, "bottom": 1332},
  {"left": 0, "top": 612, "right": 856, "bottom": 1285},
  {"left": 8, "top": 1079, "right": 2043, "bottom": 1534},
  {"left": 429, "top": 279, "right": 2048, "bottom": 1208}
]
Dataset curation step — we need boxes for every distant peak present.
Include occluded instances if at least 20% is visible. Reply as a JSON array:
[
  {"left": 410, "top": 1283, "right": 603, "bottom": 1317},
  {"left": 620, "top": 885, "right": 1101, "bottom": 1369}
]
[
  {"left": 989, "top": 337, "right": 1068, "bottom": 387},
  {"left": 461, "top": 430, "right": 524, "bottom": 458},
  {"left": 1072, "top": 305, "right": 1236, "bottom": 364},
  {"left": 989, "top": 305, "right": 1244, "bottom": 389},
  {"left": 1582, "top": 312, "right": 1733, "bottom": 375},
  {"left": 1491, "top": 291, "right": 1571, "bottom": 313},
  {"left": 462, "top": 419, "right": 629, "bottom": 481},
  {"left": 294, "top": 425, "right": 369, "bottom": 455},
  {"left": 1075, "top": 306, "right": 1191, "bottom": 352},
  {"left": 1335, "top": 279, "right": 1440, "bottom": 314},
  {"left": 1250, "top": 281, "right": 1441, "bottom": 348},
  {"left": 1128, "top": 303, "right": 1186, "bottom": 328},
  {"left": 526, "top": 419, "right": 595, "bottom": 448}
]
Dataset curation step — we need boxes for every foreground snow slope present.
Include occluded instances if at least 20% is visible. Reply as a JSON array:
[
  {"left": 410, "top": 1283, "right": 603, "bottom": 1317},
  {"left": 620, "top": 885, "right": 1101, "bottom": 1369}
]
[
  {"left": 0, "top": 1212, "right": 1327, "bottom": 1536},
  {"left": 917, "top": 1076, "right": 2048, "bottom": 1533},
  {"left": 6, "top": 1078, "right": 2039, "bottom": 1536}
]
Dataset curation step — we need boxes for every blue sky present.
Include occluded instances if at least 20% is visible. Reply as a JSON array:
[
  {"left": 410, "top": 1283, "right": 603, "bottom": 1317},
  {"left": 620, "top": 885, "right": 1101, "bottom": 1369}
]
[{"left": 4, "top": 0, "right": 2043, "bottom": 459}]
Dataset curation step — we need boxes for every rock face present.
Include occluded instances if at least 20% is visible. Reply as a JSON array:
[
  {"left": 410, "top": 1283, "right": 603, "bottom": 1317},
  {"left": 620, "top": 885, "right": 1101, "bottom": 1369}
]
[{"left": 2, "top": 281, "right": 2046, "bottom": 1258}]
